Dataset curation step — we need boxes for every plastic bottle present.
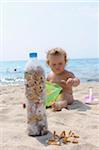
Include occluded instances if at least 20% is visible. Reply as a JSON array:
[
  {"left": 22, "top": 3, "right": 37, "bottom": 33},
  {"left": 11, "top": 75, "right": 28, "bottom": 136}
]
[{"left": 24, "top": 52, "right": 48, "bottom": 136}]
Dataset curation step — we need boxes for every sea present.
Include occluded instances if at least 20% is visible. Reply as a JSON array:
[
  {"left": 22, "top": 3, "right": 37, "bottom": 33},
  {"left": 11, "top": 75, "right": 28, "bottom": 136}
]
[{"left": 0, "top": 58, "right": 99, "bottom": 85}]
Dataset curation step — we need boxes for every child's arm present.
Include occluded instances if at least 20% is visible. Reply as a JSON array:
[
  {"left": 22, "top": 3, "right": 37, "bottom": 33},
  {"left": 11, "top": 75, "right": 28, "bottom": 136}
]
[
  {"left": 61, "top": 71, "right": 80, "bottom": 87},
  {"left": 67, "top": 72, "right": 80, "bottom": 87},
  {"left": 46, "top": 72, "right": 53, "bottom": 82}
]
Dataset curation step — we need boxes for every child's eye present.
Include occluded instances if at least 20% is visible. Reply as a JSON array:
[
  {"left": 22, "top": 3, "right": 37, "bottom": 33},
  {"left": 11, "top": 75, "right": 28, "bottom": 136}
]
[
  {"left": 53, "top": 64, "right": 56, "bottom": 66},
  {"left": 59, "top": 63, "right": 62, "bottom": 65}
]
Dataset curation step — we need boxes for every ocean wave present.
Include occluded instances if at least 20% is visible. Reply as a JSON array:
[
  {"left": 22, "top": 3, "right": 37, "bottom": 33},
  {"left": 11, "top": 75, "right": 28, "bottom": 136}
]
[
  {"left": 87, "top": 79, "right": 99, "bottom": 82},
  {"left": 0, "top": 77, "right": 24, "bottom": 85},
  {"left": 0, "top": 77, "right": 99, "bottom": 85}
]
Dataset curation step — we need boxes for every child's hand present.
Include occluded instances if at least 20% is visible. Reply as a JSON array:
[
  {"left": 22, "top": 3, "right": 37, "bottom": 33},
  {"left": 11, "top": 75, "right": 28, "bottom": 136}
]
[
  {"left": 60, "top": 79, "right": 73, "bottom": 88},
  {"left": 60, "top": 80, "right": 67, "bottom": 88},
  {"left": 66, "top": 78, "right": 74, "bottom": 86}
]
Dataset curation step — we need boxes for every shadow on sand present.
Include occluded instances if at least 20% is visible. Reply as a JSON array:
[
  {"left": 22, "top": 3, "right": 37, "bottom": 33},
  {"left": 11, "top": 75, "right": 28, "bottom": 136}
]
[
  {"left": 68, "top": 100, "right": 91, "bottom": 111},
  {"left": 29, "top": 130, "right": 53, "bottom": 147}
]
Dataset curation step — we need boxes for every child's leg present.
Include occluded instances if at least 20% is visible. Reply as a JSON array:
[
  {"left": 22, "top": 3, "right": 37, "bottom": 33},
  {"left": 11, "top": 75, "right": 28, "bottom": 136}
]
[
  {"left": 67, "top": 99, "right": 74, "bottom": 105},
  {"left": 63, "top": 92, "right": 74, "bottom": 105},
  {"left": 67, "top": 95, "right": 74, "bottom": 105}
]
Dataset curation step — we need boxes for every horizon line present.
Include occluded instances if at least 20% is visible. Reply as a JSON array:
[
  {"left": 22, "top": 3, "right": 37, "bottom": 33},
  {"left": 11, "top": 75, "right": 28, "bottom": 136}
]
[{"left": 0, "top": 57, "right": 99, "bottom": 62}]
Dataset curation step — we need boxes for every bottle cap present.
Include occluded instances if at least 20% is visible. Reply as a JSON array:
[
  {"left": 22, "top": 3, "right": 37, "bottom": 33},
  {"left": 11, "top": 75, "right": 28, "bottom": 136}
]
[{"left": 29, "top": 52, "right": 37, "bottom": 58}]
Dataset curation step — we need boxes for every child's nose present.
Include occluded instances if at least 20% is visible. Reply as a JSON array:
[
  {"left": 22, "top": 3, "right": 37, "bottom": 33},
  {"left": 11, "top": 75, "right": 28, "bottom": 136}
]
[{"left": 56, "top": 65, "right": 60, "bottom": 69}]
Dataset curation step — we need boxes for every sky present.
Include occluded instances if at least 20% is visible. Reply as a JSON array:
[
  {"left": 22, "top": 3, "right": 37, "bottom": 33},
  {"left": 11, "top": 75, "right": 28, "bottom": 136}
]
[{"left": 0, "top": 0, "right": 99, "bottom": 61}]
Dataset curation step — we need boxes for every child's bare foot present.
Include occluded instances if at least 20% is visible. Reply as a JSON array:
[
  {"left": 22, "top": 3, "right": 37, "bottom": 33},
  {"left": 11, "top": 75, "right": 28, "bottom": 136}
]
[
  {"left": 51, "top": 100, "right": 68, "bottom": 111},
  {"left": 51, "top": 102, "right": 62, "bottom": 111}
]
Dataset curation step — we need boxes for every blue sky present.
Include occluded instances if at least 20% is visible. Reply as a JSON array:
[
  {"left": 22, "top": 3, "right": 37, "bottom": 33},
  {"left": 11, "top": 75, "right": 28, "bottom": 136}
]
[{"left": 0, "top": 1, "right": 99, "bottom": 61}]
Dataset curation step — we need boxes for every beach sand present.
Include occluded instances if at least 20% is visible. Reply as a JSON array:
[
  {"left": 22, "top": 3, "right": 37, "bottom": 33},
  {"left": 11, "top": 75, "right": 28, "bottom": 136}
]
[{"left": 1, "top": 83, "right": 99, "bottom": 150}]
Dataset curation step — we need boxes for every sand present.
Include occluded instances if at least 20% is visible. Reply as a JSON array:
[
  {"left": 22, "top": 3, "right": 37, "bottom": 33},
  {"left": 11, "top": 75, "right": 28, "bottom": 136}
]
[{"left": 0, "top": 83, "right": 99, "bottom": 150}]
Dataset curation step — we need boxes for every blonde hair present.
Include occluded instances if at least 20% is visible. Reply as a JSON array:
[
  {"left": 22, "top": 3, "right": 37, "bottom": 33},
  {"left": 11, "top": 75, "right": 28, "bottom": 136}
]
[{"left": 46, "top": 47, "right": 68, "bottom": 65}]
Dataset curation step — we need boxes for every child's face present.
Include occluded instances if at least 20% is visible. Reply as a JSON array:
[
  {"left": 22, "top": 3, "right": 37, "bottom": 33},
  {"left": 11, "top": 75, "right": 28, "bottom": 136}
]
[{"left": 48, "top": 55, "right": 66, "bottom": 74}]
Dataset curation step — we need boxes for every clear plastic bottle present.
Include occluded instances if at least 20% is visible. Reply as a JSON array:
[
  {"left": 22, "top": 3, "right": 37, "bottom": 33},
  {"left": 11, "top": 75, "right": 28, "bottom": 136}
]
[{"left": 24, "top": 52, "right": 48, "bottom": 136}]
